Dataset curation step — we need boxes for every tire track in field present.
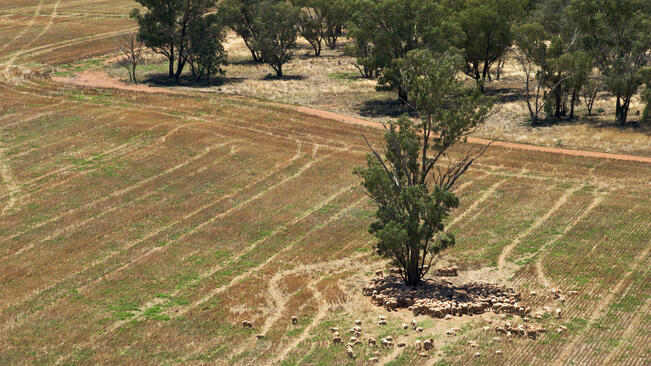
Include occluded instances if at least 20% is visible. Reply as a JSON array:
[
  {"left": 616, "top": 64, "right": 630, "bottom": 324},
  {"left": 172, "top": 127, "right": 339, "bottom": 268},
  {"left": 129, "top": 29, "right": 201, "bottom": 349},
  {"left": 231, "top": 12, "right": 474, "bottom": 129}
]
[
  {"left": 0, "top": 27, "right": 138, "bottom": 60},
  {"left": 103, "top": 187, "right": 359, "bottom": 364},
  {"left": 263, "top": 254, "right": 373, "bottom": 366},
  {"left": 4, "top": 0, "right": 61, "bottom": 69},
  {"left": 497, "top": 184, "right": 581, "bottom": 269},
  {"left": 3, "top": 122, "right": 226, "bottom": 232},
  {"left": 210, "top": 198, "right": 367, "bottom": 363},
  {"left": 52, "top": 143, "right": 338, "bottom": 365},
  {"left": 0, "top": 117, "right": 188, "bottom": 218},
  {"left": 0, "top": 140, "right": 234, "bottom": 264},
  {"left": 0, "top": 107, "right": 65, "bottom": 132},
  {"left": 7, "top": 109, "right": 120, "bottom": 160},
  {"left": 174, "top": 192, "right": 362, "bottom": 320},
  {"left": 446, "top": 173, "right": 514, "bottom": 230},
  {"left": 0, "top": 28, "right": 136, "bottom": 63},
  {"left": 535, "top": 192, "right": 606, "bottom": 288},
  {"left": 551, "top": 245, "right": 651, "bottom": 365},
  {"left": 0, "top": 145, "right": 240, "bottom": 330},
  {"left": 0, "top": 138, "right": 136, "bottom": 204},
  {"left": 169, "top": 184, "right": 354, "bottom": 323},
  {"left": 0, "top": 0, "right": 45, "bottom": 53},
  {"left": 0, "top": 149, "right": 19, "bottom": 216}
]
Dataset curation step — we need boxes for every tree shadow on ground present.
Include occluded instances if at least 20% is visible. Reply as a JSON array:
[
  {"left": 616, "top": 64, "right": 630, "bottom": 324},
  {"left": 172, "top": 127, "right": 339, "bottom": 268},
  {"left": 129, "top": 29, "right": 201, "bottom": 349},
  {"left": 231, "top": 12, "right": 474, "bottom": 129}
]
[
  {"left": 532, "top": 113, "right": 650, "bottom": 135},
  {"left": 229, "top": 58, "right": 262, "bottom": 66},
  {"left": 357, "top": 98, "right": 418, "bottom": 119},
  {"left": 485, "top": 86, "right": 529, "bottom": 104},
  {"left": 143, "top": 73, "right": 246, "bottom": 88},
  {"left": 261, "top": 74, "right": 306, "bottom": 81}
]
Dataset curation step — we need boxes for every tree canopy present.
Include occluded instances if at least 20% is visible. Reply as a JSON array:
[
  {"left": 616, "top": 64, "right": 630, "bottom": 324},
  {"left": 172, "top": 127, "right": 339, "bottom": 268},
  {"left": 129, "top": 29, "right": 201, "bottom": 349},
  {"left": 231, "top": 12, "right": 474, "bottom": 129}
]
[
  {"left": 131, "top": 0, "right": 216, "bottom": 82},
  {"left": 355, "top": 49, "right": 495, "bottom": 286}
]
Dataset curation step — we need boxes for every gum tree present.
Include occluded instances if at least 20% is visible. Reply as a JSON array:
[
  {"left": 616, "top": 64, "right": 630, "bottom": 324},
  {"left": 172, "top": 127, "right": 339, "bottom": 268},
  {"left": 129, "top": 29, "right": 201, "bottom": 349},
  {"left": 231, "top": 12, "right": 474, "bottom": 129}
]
[
  {"left": 570, "top": 0, "right": 651, "bottom": 124},
  {"left": 355, "top": 49, "right": 495, "bottom": 286},
  {"left": 251, "top": 1, "right": 301, "bottom": 77},
  {"left": 132, "top": 0, "right": 215, "bottom": 82}
]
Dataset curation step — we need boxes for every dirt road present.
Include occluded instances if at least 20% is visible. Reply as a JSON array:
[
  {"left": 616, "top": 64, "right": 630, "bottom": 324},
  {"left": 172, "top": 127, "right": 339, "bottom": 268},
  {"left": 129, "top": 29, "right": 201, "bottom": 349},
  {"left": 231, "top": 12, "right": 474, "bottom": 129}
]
[{"left": 51, "top": 70, "right": 651, "bottom": 164}]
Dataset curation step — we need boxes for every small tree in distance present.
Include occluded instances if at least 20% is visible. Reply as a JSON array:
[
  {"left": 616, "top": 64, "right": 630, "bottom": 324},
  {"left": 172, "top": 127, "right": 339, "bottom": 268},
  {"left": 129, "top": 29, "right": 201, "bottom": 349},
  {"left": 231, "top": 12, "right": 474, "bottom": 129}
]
[
  {"left": 187, "top": 14, "right": 228, "bottom": 83},
  {"left": 355, "top": 49, "right": 496, "bottom": 286},
  {"left": 116, "top": 34, "right": 143, "bottom": 83},
  {"left": 513, "top": 22, "right": 552, "bottom": 125},
  {"left": 252, "top": 1, "right": 301, "bottom": 77}
]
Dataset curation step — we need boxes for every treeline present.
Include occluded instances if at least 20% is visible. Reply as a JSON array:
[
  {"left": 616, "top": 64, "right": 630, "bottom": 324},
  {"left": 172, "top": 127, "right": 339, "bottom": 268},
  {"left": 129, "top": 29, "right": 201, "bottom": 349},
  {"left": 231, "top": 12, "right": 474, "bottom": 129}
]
[{"left": 130, "top": 0, "right": 650, "bottom": 124}]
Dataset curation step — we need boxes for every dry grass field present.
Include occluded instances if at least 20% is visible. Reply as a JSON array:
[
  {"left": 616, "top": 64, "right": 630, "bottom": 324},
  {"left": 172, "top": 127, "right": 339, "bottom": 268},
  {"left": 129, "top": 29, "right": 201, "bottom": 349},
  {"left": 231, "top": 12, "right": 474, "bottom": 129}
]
[{"left": 1, "top": 1, "right": 650, "bottom": 365}]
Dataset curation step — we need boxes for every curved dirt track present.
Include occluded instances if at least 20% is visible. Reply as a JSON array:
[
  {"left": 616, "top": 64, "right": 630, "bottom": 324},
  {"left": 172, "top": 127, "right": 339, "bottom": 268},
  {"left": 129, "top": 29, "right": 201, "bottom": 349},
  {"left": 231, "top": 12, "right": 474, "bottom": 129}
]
[{"left": 51, "top": 70, "right": 651, "bottom": 164}]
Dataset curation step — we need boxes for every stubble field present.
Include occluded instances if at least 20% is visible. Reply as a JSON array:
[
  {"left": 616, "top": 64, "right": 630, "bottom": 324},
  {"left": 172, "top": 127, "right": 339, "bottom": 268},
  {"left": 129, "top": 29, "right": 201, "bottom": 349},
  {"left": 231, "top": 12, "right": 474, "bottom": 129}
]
[{"left": 0, "top": 1, "right": 650, "bottom": 365}]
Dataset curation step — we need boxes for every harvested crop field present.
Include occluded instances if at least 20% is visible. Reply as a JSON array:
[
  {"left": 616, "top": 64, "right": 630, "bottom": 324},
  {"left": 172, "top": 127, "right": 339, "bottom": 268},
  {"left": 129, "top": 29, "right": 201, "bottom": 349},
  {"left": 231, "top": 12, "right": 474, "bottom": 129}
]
[
  {"left": 0, "top": 81, "right": 649, "bottom": 365},
  {"left": 1, "top": 0, "right": 650, "bottom": 365}
]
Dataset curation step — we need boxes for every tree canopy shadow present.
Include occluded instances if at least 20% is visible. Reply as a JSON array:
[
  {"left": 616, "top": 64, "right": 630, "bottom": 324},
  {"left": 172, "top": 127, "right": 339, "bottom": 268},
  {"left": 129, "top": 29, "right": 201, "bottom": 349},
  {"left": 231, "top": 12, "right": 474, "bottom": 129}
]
[
  {"left": 261, "top": 74, "right": 306, "bottom": 81},
  {"left": 143, "top": 73, "right": 246, "bottom": 88},
  {"left": 357, "top": 98, "right": 418, "bottom": 119}
]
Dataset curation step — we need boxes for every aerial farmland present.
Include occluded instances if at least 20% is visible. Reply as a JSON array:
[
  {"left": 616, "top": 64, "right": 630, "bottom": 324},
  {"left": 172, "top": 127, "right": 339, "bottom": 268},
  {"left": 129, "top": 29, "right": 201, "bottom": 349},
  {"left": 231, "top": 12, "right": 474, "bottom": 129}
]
[{"left": 0, "top": 0, "right": 649, "bottom": 365}]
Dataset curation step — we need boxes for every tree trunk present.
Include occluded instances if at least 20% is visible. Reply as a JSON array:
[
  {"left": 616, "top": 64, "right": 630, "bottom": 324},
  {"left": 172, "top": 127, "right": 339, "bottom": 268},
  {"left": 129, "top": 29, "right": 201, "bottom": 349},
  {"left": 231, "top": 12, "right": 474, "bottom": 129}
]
[
  {"left": 616, "top": 95, "right": 621, "bottom": 118},
  {"left": 275, "top": 63, "right": 283, "bottom": 77},
  {"left": 482, "top": 61, "right": 490, "bottom": 81},
  {"left": 243, "top": 37, "right": 260, "bottom": 62},
  {"left": 175, "top": 57, "right": 186, "bottom": 82},
  {"left": 569, "top": 91, "right": 576, "bottom": 119},
  {"left": 405, "top": 246, "right": 421, "bottom": 286},
  {"left": 496, "top": 58, "right": 504, "bottom": 80},
  {"left": 619, "top": 95, "right": 631, "bottom": 125},
  {"left": 398, "top": 86, "right": 408, "bottom": 104},
  {"left": 168, "top": 53, "right": 174, "bottom": 79},
  {"left": 554, "top": 90, "right": 562, "bottom": 118}
]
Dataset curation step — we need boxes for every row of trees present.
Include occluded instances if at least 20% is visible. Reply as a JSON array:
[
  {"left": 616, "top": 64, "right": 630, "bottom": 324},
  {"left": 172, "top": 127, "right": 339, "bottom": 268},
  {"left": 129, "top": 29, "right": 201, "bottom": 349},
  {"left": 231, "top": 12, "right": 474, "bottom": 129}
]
[
  {"left": 129, "top": 0, "right": 649, "bottom": 123},
  {"left": 130, "top": 0, "right": 348, "bottom": 80},
  {"left": 344, "top": 0, "right": 649, "bottom": 124},
  {"left": 513, "top": 0, "right": 650, "bottom": 124}
]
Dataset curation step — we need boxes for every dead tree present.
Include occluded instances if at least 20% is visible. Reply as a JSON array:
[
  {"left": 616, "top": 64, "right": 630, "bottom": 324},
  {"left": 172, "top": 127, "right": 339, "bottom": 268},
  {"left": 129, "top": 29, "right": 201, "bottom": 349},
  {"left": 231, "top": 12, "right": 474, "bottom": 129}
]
[{"left": 117, "top": 34, "right": 143, "bottom": 83}]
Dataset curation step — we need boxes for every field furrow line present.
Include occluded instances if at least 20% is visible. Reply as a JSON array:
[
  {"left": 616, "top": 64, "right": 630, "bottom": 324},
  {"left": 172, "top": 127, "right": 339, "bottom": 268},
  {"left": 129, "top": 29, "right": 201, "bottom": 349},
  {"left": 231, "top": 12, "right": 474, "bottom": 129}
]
[
  {"left": 497, "top": 184, "right": 581, "bottom": 269},
  {"left": 446, "top": 173, "right": 514, "bottom": 229},
  {"left": 0, "top": 107, "right": 65, "bottom": 132},
  {"left": 0, "top": 117, "right": 193, "bottom": 213},
  {"left": 600, "top": 299, "right": 650, "bottom": 365},
  {"left": 4, "top": 0, "right": 61, "bottom": 69},
  {"left": 175, "top": 193, "right": 363, "bottom": 320},
  {"left": 142, "top": 195, "right": 365, "bottom": 365},
  {"left": 0, "top": 139, "right": 136, "bottom": 203},
  {"left": 172, "top": 187, "right": 355, "bottom": 317},
  {"left": 551, "top": 245, "right": 651, "bottom": 365},
  {"left": 7, "top": 109, "right": 120, "bottom": 160},
  {"left": 0, "top": 0, "right": 45, "bottom": 53},
  {"left": 263, "top": 255, "right": 372, "bottom": 366},
  {"left": 117, "top": 184, "right": 354, "bottom": 332},
  {"left": 54, "top": 148, "right": 338, "bottom": 365},
  {"left": 0, "top": 149, "right": 19, "bottom": 216},
  {"left": 0, "top": 28, "right": 137, "bottom": 63},
  {"left": 536, "top": 192, "right": 607, "bottom": 288},
  {"left": 0, "top": 140, "right": 234, "bottom": 264},
  {"left": 0, "top": 146, "right": 240, "bottom": 329}
]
